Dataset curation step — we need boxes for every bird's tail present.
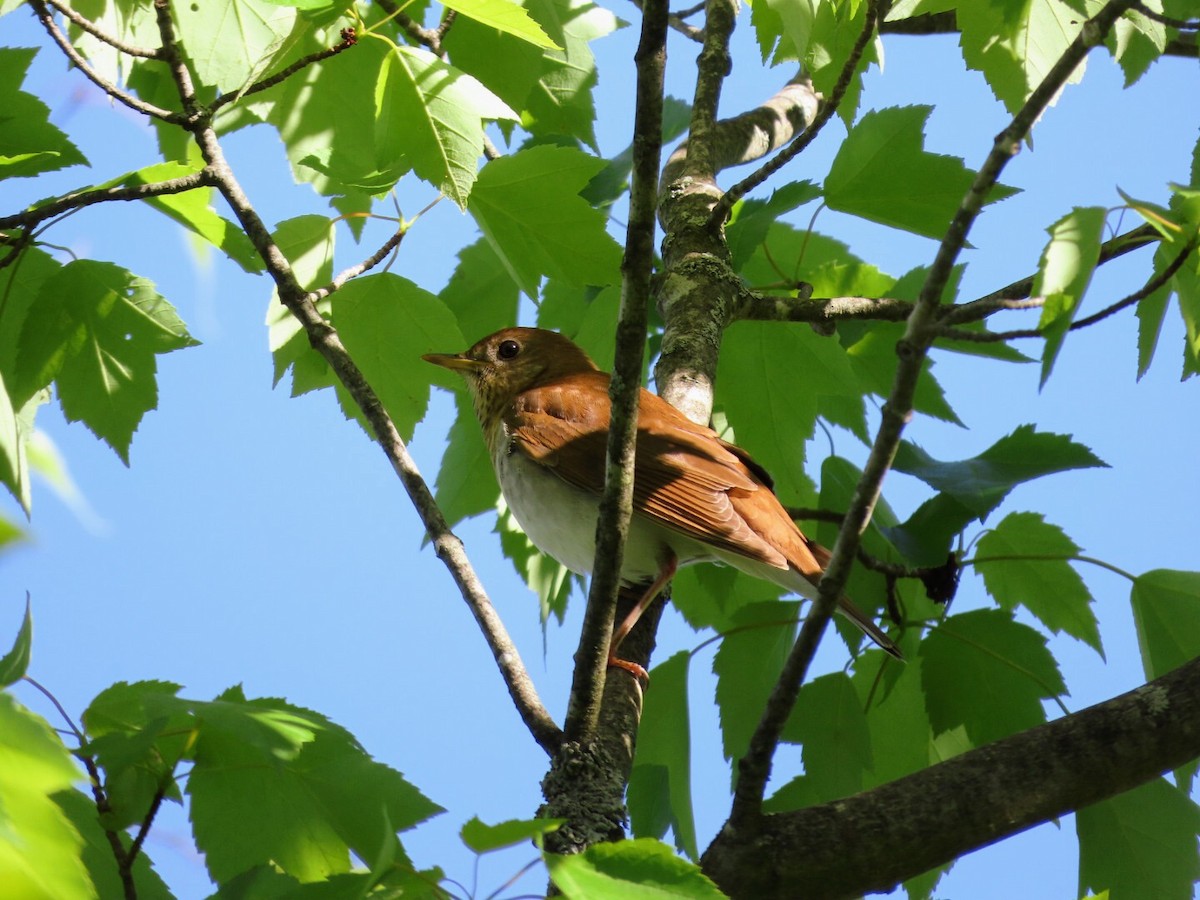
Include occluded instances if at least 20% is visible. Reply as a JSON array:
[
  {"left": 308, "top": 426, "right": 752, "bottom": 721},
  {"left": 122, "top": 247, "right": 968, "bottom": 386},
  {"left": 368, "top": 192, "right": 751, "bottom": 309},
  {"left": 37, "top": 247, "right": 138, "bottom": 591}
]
[{"left": 835, "top": 595, "right": 904, "bottom": 660}]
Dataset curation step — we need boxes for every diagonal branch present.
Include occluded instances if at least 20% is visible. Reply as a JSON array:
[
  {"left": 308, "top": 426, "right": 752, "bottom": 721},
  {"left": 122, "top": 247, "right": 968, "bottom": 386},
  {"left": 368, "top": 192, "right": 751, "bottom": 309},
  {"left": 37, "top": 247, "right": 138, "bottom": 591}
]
[
  {"left": 42, "top": 0, "right": 160, "bottom": 57},
  {"left": 28, "top": 0, "right": 183, "bottom": 124},
  {"left": 142, "top": 0, "right": 562, "bottom": 754},
  {"left": 730, "top": 0, "right": 1141, "bottom": 824}
]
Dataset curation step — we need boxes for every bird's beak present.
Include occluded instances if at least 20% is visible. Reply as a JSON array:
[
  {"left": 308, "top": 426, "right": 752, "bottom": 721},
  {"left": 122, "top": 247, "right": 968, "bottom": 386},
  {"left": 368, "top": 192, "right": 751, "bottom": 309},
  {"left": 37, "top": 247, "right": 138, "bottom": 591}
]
[{"left": 422, "top": 352, "right": 482, "bottom": 373}]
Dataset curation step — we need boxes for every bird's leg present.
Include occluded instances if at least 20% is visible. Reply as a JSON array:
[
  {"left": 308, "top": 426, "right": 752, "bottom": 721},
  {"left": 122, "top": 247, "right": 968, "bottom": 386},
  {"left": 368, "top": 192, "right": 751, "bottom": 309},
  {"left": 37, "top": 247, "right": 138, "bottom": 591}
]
[{"left": 607, "top": 552, "right": 677, "bottom": 682}]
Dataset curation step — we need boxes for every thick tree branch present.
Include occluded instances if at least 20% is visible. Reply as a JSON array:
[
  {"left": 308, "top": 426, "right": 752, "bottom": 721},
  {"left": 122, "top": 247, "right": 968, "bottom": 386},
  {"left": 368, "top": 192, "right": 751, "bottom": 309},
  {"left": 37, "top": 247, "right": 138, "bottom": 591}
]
[
  {"left": 730, "top": 0, "right": 1140, "bottom": 824},
  {"left": 704, "top": 653, "right": 1200, "bottom": 899},
  {"left": 563, "top": 0, "right": 668, "bottom": 745}
]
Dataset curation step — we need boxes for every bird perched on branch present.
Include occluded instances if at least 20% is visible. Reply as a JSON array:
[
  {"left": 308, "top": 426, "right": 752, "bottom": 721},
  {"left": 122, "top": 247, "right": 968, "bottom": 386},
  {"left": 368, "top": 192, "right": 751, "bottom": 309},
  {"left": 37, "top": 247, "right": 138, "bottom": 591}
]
[{"left": 424, "top": 327, "right": 902, "bottom": 676}]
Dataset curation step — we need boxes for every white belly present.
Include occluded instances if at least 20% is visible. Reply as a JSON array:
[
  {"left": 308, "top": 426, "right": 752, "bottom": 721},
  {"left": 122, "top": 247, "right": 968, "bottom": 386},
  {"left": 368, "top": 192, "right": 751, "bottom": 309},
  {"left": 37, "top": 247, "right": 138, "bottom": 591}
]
[{"left": 494, "top": 444, "right": 708, "bottom": 583}]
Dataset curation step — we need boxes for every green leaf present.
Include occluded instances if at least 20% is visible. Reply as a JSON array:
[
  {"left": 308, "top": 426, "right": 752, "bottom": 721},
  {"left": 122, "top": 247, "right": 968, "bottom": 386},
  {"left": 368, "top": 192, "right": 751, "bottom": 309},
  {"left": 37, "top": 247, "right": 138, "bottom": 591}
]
[
  {"left": 1135, "top": 259, "right": 1172, "bottom": 379},
  {"left": 1077, "top": 778, "right": 1200, "bottom": 900},
  {"left": 267, "top": 216, "right": 336, "bottom": 395},
  {"left": 332, "top": 274, "right": 464, "bottom": 441},
  {"left": 781, "top": 672, "right": 873, "bottom": 803},
  {"left": 629, "top": 652, "right": 697, "bottom": 859},
  {"left": 852, "top": 652, "right": 937, "bottom": 787},
  {"left": 107, "top": 162, "right": 263, "bottom": 273},
  {"left": 460, "top": 816, "right": 562, "bottom": 853},
  {"left": 375, "top": 47, "right": 517, "bottom": 208},
  {"left": 439, "top": 238, "right": 521, "bottom": 345},
  {"left": 521, "top": 0, "right": 621, "bottom": 148},
  {"left": 0, "top": 694, "right": 90, "bottom": 900},
  {"left": 711, "top": 602, "right": 796, "bottom": 764},
  {"left": 0, "top": 596, "right": 32, "bottom": 687},
  {"left": 468, "top": 145, "right": 622, "bottom": 297},
  {"left": 186, "top": 688, "right": 441, "bottom": 883},
  {"left": 266, "top": 35, "right": 408, "bottom": 196},
  {"left": 725, "top": 180, "right": 822, "bottom": 271},
  {"left": 1108, "top": 2, "right": 1169, "bottom": 86},
  {"left": 670, "top": 563, "right": 782, "bottom": 633},
  {"left": 495, "top": 501, "right": 578, "bottom": 624},
  {"left": 435, "top": 394, "right": 498, "bottom": 527},
  {"left": 824, "top": 106, "right": 1018, "bottom": 240},
  {"left": 920, "top": 608, "right": 1066, "bottom": 746},
  {"left": 442, "top": 0, "right": 559, "bottom": 48},
  {"left": 718, "top": 322, "right": 865, "bottom": 503},
  {"left": 546, "top": 837, "right": 728, "bottom": 899},
  {"left": 1130, "top": 569, "right": 1200, "bottom": 682},
  {"left": 0, "top": 370, "right": 22, "bottom": 512},
  {"left": 55, "top": 789, "right": 174, "bottom": 900},
  {"left": 887, "top": 425, "right": 1108, "bottom": 565},
  {"left": 172, "top": 0, "right": 304, "bottom": 91},
  {"left": 14, "top": 261, "right": 199, "bottom": 463},
  {"left": 958, "top": 0, "right": 1088, "bottom": 117},
  {"left": 1033, "top": 206, "right": 1107, "bottom": 385},
  {"left": 0, "top": 48, "right": 88, "bottom": 180},
  {"left": 844, "top": 322, "right": 962, "bottom": 427},
  {"left": 974, "top": 511, "right": 1103, "bottom": 654},
  {"left": 582, "top": 96, "right": 693, "bottom": 209}
]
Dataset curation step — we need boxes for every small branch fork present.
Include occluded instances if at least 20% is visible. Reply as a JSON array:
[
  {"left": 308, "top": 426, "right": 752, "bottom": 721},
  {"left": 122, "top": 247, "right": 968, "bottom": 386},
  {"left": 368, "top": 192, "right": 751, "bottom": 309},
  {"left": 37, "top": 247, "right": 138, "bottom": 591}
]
[{"left": 730, "top": 0, "right": 1145, "bottom": 825}]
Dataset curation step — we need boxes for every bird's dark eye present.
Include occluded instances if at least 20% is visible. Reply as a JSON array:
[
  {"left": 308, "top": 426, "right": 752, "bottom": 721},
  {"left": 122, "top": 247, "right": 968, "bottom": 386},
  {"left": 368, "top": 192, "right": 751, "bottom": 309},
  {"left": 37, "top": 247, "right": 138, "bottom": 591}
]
[{"left": 497, "top": 339, "right": 520, "bottom": 360}]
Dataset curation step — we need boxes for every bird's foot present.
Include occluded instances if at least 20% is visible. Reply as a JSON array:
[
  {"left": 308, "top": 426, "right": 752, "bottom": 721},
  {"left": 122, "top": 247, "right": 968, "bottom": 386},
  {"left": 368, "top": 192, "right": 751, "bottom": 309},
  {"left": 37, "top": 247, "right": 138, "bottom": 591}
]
[{"left": 607, "top": 654, "right": 649, "bottom": 685}]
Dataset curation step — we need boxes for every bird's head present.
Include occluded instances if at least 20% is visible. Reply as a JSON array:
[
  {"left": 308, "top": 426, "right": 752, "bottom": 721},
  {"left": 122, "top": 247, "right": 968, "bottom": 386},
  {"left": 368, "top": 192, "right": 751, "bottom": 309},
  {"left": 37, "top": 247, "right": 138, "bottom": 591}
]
[{"left": 423, "top": 327, "right": 599, "bottom": 427}]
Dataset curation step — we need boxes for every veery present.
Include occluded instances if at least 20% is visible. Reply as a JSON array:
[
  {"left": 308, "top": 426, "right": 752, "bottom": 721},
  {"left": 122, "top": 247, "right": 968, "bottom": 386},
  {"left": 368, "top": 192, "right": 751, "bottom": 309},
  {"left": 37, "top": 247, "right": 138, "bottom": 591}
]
[{"left": 424, "top": 327, "right": 902, "bottom": 672}]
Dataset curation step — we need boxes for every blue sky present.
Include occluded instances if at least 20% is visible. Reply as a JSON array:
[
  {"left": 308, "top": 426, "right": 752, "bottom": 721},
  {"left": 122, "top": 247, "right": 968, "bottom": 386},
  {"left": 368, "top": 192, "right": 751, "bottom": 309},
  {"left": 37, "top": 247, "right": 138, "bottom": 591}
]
[{"left": 3, "top": 4, "right": 1199, "bottom": 898}]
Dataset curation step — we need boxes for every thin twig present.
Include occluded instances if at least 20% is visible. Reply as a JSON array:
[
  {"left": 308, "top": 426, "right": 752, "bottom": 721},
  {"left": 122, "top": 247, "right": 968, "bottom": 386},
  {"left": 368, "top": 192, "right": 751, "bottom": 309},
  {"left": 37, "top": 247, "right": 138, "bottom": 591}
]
[
  {"left": 310, "top": 228, "right": 406, "bottom": 301},
  {"left": 0, "top": 170, "right": 215, "bottom": 232},
  {"left": 932, "top": 233, "right": 1199, "bottom": 343},
  {"left": 28, "top": 0, "right": 183, "bottom": 123},
  {"left": 210, "top": 27, "right": 358, "bottom": 114},
  {"left": 563, "top": 0, "right": 669, "bottom": 745},
  {"left": 1132, "top": 2, "right": 1199, "bottom": 30},
  {"left": 711, "top": 0, "right": 883, "bottom": 225},
  {"left": 729, "top": 0, "right": 1140, "bottom": 826},
  {"left": 43, "top": 0, "right": 160, "bottom": 57}
]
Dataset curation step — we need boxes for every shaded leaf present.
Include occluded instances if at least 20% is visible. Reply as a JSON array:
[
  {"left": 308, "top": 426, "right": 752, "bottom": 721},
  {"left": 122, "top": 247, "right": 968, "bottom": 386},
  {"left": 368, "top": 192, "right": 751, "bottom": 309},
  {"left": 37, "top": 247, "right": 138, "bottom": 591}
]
[
  {"left": 1077, "top": 778, "right": 1200, "bottom": 900},
  {"left": 0, "top": 595, "right": 32, "bottom": 687},
  {"left": 920, "top": 608, "right": 1066, "bottom": 746},
  {"left": 1130, "top": 569, "right": 1200, "bottom": 682},
  {"left": 628, "top": 652, "right": 697, "bottom": 859},
  {"left": 781, "top": 672, "right": 873, "bottom": 802},
  {"left": 0, "top": 48, "right": 88, "bottom": 180},
  {"left": 975, "top": 511, "right": 1102, "bottom": 654},
  {"left": 468, "top": 145, "right": 622, "bottom": 296},
  {"left": 825, "top": 106, "right": 1017, "bottom": 239},
  {"left": 712, "top": 602, "right": 797, "bottom": 765},
  {"left": 333, "top": 274, "right": 464, "bottom": 441},
  {"left": 442, "top": 0, "right": 559, "bottom": 48}
]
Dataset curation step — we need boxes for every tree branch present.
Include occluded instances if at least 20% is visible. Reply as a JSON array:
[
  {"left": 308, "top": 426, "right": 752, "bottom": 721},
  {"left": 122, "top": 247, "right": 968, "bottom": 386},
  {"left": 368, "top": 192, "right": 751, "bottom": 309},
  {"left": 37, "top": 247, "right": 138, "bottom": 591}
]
[
  {"left": 704, "top": 653, "right": 1200, "bottom": 899},
  {"left": 563, "top": 0, "right": 668, "bottom": 745},
  {"left": 144, "top": 0, "right": 562, "bottom": 754},
  {"left": 932, "top": 232, "right": 1199, "bottom": 343},
  {"left": 0, "top": 170, "right": 216, "bottom": 233},
  {"left": 209, "top": 27, "right": 358, "bottom": 114},
  {"left": 28, "top": 0, "right": 183, "bottom": 124},
  {"left": 729, "top": 0, "right": 1140, "bottom": 824},
  {"left": 711, "top": 0, "right": 883, "bottom": 224},
  {"left": 42, "top": 0, "right": 160, "bottom": 57}
]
